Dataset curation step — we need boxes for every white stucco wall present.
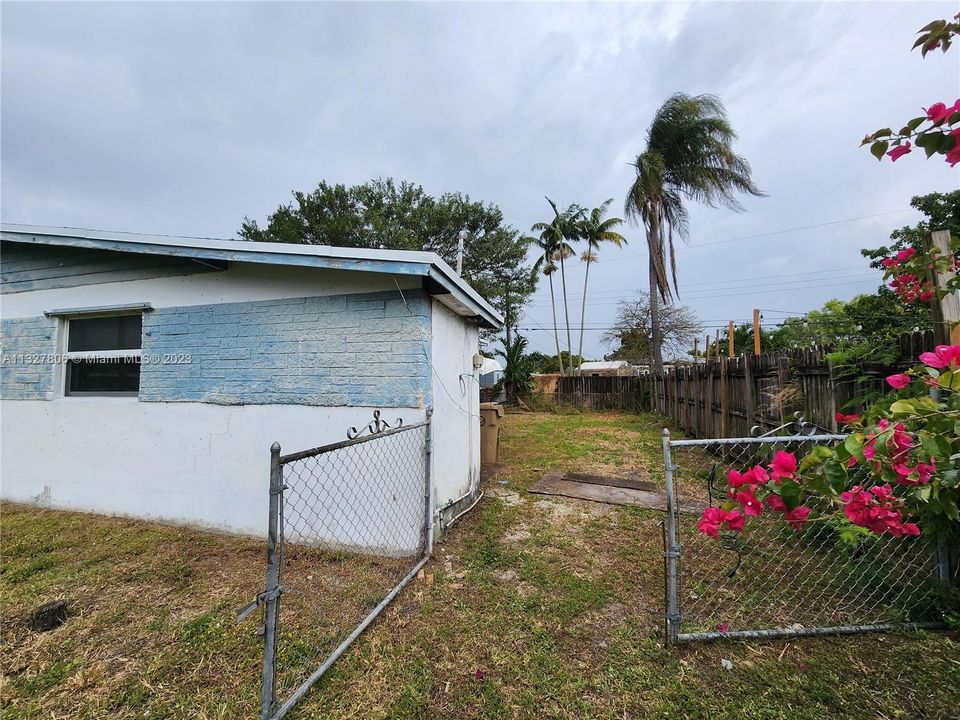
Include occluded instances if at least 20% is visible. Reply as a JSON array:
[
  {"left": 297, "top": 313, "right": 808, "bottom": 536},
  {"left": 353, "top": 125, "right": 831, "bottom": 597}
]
[
  {"left": 429, "top": 299, "right": 481, "bottom": 526},
  {"left": 1, "top": 261, "right": 482, "bottom": 550},
  {"left": 0, "top": 399, "right": 427, "bottom": 547}
]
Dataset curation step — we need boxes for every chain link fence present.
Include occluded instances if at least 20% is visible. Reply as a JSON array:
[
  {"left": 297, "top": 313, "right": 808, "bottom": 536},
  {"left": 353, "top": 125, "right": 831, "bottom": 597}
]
[
  {"left": 241, "top": 411, "right": 432, "bottom": 720},
  {"left": 662, "top": 430, "right": 948, "bottom": 644}
]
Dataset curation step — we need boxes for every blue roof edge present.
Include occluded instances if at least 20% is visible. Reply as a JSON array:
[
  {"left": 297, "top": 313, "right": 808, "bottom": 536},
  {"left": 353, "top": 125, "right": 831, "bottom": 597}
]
[{"left": 0, "top": 223, "right": 504, "bottom": 329}]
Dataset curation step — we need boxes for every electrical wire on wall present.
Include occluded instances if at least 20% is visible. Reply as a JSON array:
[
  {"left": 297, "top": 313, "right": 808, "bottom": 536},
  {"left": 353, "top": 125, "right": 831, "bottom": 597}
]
[{"left": 393, "top": 278, "right": 481, "bottom": 420}]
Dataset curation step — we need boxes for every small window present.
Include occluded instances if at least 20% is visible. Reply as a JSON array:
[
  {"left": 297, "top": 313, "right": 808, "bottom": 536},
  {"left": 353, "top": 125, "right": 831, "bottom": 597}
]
[{"left": 65, "top": 314, "right": 142, "bottom": 396}]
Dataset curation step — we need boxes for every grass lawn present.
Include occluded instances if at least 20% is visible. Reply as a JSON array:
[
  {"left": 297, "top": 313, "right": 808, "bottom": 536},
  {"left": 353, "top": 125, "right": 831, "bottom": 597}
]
[{"left": 2, "top": 410, "right": 959, "bottom": 719}]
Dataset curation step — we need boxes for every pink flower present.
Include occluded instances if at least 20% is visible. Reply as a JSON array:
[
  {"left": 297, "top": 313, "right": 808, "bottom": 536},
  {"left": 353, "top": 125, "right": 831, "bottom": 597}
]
[
  {"left": 765, "top": 494, "right": 788, "bottom": 512},
  {"left": 724, "top": 509, "right": 745, "bottom": 532},
  {"left": 716, "top": 623, "right": 730, "bottom": 633},
  {"left": 887, "top": 142, "right": 912, "bottom": 161},
  {"left": 881, "top": 257, "right": 898, "bottom": 269},
  {"left": 919, "top": 345, "right": 960, "bottom": 369},
  {"left": 697, "top": 507, "right": 726, "bottom": 538},
  {"left": 751, "top": 465, "right": 770, "bottom": 485},
  {"left": 886, "top": 373, "right": 911, "bottom": 389},
  {"left": 726, "top": 468, "right": 755, "bottom": 489},
  {"left": 925, "top": 99, "right": 960, "bottom": 123},
  {"left": 902, "top": 523, "right": 921, "bottom": 537},
  {"left": 697, "top": 507, "right": 746, "bottom": 538},
  {"left": 947, "top": 146, "right": 960, "bottom": 168},
  {"left": 770, "top": 451, "right": 797, "bottom": 481},
  {"left": 863, "top": 442, "right": 876, "bottom": 460},
  {"left": 784, "top": 506, "right": 811, "bottom": 531},
  {"left": 925, "top": 102, "right": 951, "bottom": 123},
  {"left": 834, "top": 412, "right": 860, "bottom": 425},
  {"left": 734, "top": 490, "right": 763, "bottom": 517},
  {"left": 895, "top": 248, "right": 916, "bottom": 263}
]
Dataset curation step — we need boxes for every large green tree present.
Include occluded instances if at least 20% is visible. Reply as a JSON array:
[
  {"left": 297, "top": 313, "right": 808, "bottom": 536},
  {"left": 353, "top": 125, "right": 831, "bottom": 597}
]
[
  {"left": 239, "top": 178, "right": 536, "bottom": 334},
  {"left": 625, "top": 93, "right": 764, "bottom": 374}
]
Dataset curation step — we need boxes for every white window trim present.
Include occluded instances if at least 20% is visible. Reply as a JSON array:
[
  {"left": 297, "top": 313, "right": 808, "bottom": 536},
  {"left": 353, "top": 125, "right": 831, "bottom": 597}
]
[{"left": 59, "top": 313, "right": 143, "bottom": 398}]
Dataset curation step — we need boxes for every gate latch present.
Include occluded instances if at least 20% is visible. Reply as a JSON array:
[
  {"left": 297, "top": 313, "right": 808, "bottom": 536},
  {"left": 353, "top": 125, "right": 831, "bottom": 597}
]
[{"left": 235, "top": 584, "right": 284, "bottom": 624}]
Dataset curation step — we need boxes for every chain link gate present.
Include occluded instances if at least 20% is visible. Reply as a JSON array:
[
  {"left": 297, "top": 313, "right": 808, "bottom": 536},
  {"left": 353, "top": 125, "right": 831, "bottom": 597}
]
[
  {"left": 661, "top": 426, "right": 948, "bottom": 645},
  {"left": 240, "top": 409, "right": 433, "bottom": 720}
]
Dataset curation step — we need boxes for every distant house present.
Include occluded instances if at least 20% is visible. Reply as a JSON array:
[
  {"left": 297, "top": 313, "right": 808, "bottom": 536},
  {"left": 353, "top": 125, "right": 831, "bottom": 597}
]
[
  {"left": 478, "top": 357, "right": 503, "bottom": 388},
  {"left": 577, "top": 360, "right": 631, "bottom": 377},
  {"left": 0, "top": 224, "right": 502, "bottom": 538}
]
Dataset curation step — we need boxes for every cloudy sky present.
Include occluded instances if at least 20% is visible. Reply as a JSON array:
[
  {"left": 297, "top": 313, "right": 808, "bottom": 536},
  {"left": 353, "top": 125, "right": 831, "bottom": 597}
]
[{"left": 2, "top": 1, "right": 958, "bottom": 358}]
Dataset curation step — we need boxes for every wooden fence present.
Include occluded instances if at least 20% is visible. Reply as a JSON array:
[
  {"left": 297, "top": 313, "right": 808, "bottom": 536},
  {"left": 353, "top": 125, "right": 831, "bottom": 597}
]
[
  {"left": 533, "top": 375, "right": 652, "bottom": 411},
  {"left": 652, "top": 330, "right": 936, "bottom": 438},
  {"left": 529, "top": 330, "right": 936, "bottom": 438}
]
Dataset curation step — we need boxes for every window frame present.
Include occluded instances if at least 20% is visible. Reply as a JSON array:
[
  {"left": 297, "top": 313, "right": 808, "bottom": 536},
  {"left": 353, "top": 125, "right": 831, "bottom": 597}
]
[{"left": 60, "top": 311, "right": 143, "bottom": 398}]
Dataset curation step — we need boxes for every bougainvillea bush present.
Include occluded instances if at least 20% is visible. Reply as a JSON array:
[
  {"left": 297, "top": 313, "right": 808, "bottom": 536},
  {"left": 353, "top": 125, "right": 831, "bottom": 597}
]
[
  {"left": 861, "top": 16, "right": 960, "bottom": 167},
  {"left": 698, "top": 343, "right": 959, "bottom": 544}
]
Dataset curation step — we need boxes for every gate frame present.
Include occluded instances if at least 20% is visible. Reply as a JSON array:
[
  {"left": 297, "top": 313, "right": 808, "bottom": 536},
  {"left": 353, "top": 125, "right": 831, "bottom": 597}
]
[
  {"left": 256, "top": 409, "right": 434, "bottom": 720},
  {"left": 662, "top": 428, "right": 948, "bottom": 646}
]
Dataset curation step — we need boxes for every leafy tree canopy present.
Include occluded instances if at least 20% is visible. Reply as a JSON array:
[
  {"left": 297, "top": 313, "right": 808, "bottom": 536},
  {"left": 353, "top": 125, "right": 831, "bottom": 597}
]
[
  {"left": 861, "top": 190, "right": 960, "bottom": 270},
  {"left": 240, "top": 177, "right": 537, "bottom": 330}
]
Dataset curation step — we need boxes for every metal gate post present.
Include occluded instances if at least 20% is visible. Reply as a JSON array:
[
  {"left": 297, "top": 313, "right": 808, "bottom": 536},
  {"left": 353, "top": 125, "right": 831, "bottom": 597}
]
[
  {"left": 261, "top": 442, "right": 283, "bottom": 720},
  {"left": 424, "top": 406, "right": 434, "bottom": 556},
  {"left": 662, "top": 429, "right": 681, "bottom": 646}
]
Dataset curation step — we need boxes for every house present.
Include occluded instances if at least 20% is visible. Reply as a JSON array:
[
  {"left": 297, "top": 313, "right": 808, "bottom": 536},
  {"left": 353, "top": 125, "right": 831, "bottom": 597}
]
[
  {"left": 0, "top": 224, "right": 502, "bottom": 540},
  {"left": 478, "top": 357, "right": 503, "bottom": 388},
  {"left": 577, "top": 360, "right": 631, "bottom": 377}
]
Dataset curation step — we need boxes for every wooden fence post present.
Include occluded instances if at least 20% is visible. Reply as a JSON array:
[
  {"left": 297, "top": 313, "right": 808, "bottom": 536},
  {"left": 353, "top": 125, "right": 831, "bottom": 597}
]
[
  {"left": 930, "top": 230, "right": 959, "bottom": 346},
  {"left": 743, "top": 353, "right": 757, "bottom": 431},
  {"left": 752, "top": 308, "right": 761, "bottom": 356},
  {"left": 728, "top": 320, "right": 735, "bottom": 359},
  {"left": 720, "top": 357, "right": 730, "bottom": 438}
]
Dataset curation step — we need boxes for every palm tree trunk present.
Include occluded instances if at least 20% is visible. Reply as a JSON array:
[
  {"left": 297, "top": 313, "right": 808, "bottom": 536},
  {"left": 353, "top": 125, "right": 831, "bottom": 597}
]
[
  {"left": 648, "top": 227, "right": 664, "bottom": 374},
  {"left": 559, "top": 253, "right": 574, "bottom": 373},
  {"left": 548, "top": 273, "right": 565, "bottom": 375},
  {"left": 576, "top": 259, "right": 591, "bottom": 374}
]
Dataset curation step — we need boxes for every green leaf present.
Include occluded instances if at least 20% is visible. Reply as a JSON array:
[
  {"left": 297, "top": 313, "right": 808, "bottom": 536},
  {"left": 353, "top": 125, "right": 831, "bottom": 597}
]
[
  {"left": 916, "top": 132, "right": 940, "bottom": 157},
  {"left": 906, "top": 116, "right": 926, "bottom": 131},
  {"left": 889, "top": 399, "right": 916, "bottom": 415},
  {"left": 918, "top": 486, "right": 932, "bottom": 502},
  {"left": 871, "top": 128, "right": 893, "bottom": 140},
  {"left": 823, "top": 459, "right": 848, "bottom": 495},
  {"left": 799, "top": 445, "right": 833, "bottom": 471},
  {"left": 844, "top": 434, "right": 865, "bottom": 462},
  {"left": 779, "top": 481, "right": 803, "bottom": 511},
  {"left": 939, "top": 370, "right": 960, "bottom": 391},
  {"left": 870, "top": 140, "right": 888, "bottom": 160},
  {"left": 938, "top": 132, "right": 958, "bottom": 152}
]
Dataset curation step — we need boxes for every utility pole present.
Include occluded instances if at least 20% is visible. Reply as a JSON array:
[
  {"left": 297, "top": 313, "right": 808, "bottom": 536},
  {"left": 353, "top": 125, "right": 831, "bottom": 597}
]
[
  {"left": 693, "top": 338, "right": 699, "bottom": 364},
  {"left": 752, "top": 308, "right": 761, "bottom": 356},
  {"left": 504, "top": 278, "right": 513, "bottom": 350},
  {"left": 456, "top": 230, "right": 467, "bottom": 276}
]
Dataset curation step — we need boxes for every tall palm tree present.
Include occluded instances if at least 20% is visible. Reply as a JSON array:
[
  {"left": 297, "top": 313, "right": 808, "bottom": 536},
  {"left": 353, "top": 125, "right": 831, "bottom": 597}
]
[
  {"left": 532, "top": 199, "right": 582, "bottom": 372},
  {"left": 576, "top": 200, "right": 626, "bottom": 373},
  {"left": 530, "top": 224, "right": 568, "bottom": 375},
  {"left": 625, "top": 93, "right": 764, "bottom": 373}
]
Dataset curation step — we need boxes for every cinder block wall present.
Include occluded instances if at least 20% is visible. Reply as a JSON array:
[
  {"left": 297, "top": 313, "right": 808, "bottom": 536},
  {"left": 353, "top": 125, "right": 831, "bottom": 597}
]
[{"left": 141, "top": 289, "right": 432, "bottom": 407}]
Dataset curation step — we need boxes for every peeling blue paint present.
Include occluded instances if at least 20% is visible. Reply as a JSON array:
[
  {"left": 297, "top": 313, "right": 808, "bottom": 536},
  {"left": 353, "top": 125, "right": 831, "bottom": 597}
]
[
  {"left": 141, "top": 290, "right": 432, "bottom": 407},
  {"left": 0, "top": 316, "right": 57, "bottom": 399}
]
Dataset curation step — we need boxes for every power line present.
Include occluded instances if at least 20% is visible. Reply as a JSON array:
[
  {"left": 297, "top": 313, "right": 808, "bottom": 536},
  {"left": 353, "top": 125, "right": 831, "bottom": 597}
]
[{"left": 592, "top": 208, "right": 913, "bottom": 264}]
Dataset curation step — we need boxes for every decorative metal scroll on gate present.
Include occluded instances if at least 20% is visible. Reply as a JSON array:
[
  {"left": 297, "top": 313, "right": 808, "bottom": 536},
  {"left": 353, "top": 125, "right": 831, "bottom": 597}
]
[{"left": 347, "top": 409, "right": 403, "bottom": 439}]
